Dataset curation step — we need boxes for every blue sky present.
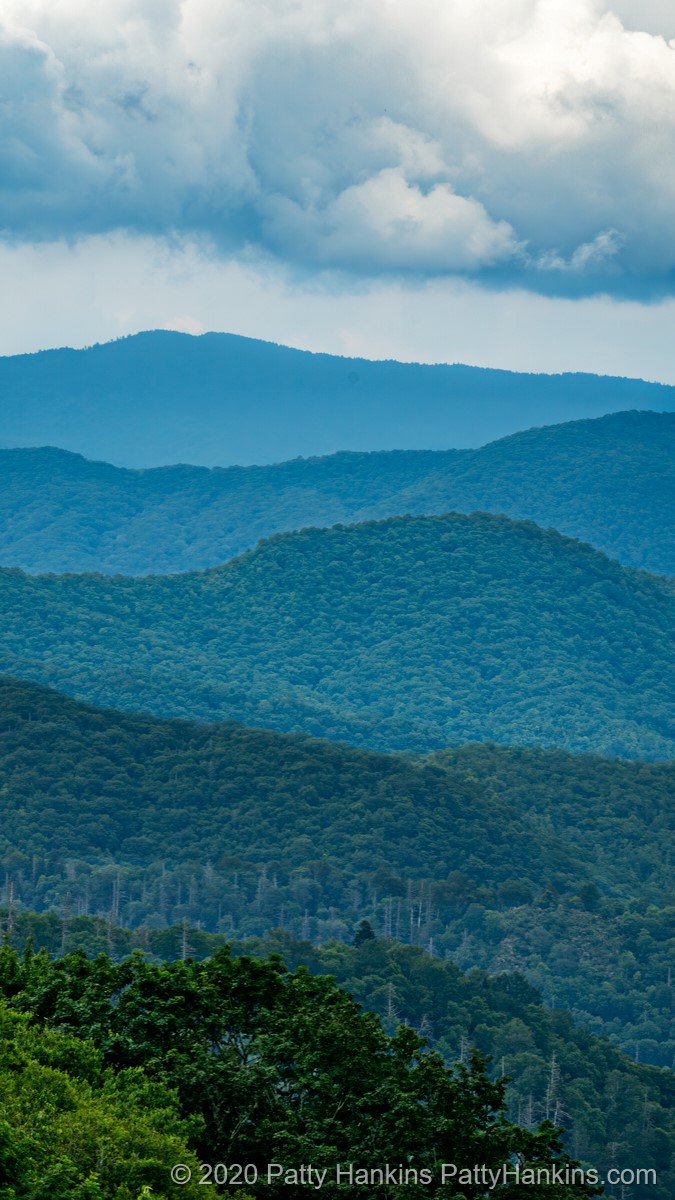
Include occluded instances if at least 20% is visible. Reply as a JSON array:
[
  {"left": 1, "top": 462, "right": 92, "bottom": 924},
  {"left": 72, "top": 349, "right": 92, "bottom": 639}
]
[{"left": 2, "top": 0, "right": 675, "bottom": 377}]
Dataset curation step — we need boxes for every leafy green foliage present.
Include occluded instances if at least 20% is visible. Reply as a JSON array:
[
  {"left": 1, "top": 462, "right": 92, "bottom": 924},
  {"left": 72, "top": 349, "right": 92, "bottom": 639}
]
[
  {"left": 0, "top": 1000, "right": 213, "bottom": 1199},
  {"left": 0, "top": 410, "right": 673, "bottom": 575},
  {"left": 0, "top": 943, "right": 604, "bottom": 1199},
  {"left": 0, "top": 676, "right": 672, "bottom": 1066},
  {"left": 3, "top": 918, "right": 673, "bottom": 1196},
  {"left": 244, "top": 931, "right": 675, "bottom": 1199},
  {"left": 0, "top": 512, "right": 673, "bottom": 757}
]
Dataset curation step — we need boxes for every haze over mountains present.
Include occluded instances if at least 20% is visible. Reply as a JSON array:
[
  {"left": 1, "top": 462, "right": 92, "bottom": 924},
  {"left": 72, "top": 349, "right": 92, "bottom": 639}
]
[
  {"left": 1, "top": 330, "right": 673, "bottom": 467},
  {"left": 1, "top": 674, "right": 672, "bottom": 1070},
  {"left": 1, "top": 329, "right": 674, "bottom": 1196},
  {"left": 0, "top": 512, "right": 672, "bottom": 759},
  {"left": 1, "top": 409, "right": 673, "bottom": 576}
]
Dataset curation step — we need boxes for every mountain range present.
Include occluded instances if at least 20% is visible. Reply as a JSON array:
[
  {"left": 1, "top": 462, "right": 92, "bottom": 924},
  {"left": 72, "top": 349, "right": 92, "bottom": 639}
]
[
  {"left": 1, "top": 409, "right": 673, "bottom": 576},
  {"left": 1, "top": 330, "right": 673, "bottom": 467},
  {"left": 0, "top": 674, "right": 672, "bottom": 1070},
  {"left": 0, "top": 511, "right": 672, "bottom": 758},
  {"left": 1, "top": 329, "right": 674, "bottom": 1197}
]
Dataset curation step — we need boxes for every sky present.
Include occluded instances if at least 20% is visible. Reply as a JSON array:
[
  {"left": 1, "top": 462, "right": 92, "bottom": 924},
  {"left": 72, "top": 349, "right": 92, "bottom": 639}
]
[{"left": 1, "top": 0, "right": 675, "bottom": 377}]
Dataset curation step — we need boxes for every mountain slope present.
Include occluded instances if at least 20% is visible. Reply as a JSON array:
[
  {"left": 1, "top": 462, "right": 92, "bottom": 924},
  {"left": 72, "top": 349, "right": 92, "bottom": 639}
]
[
  {"left": 0, "top": 512, "right": 672, "bottom": 757},
  {"left": 0, "top": 444, "right": 461, "bottom": 575},
  {"left": 369, "top": 409, "right": 675, "bottom": 577},
  {"left": 3, "top": 675, "right": 669, "bottom": 897},
  {"left": 0, "top": 410, "right": 672, "bottom": 577},
  {"left": 0, "top": 330, "right": 673, "bottom": 467},
  {"left": 0, "top": 675, "right": 672, "bottom": 1070}
]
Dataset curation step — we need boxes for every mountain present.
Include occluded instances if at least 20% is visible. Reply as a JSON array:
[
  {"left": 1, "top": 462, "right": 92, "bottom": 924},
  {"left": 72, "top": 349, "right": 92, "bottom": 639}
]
[
  {"left": 0, "top": 512, "right": 672, "bottom": 758},
  {"left": 370, "top": 409, "right": 675, "bottom": 578},
  {"left": 0, "top": 674, "right": 672, "bottom": 1072},
  {"left": 0, "top": 330, "right": 673, "bottom": 467},
  {"left": 1, "top": 410, "right": 673, "bottom": 577}
]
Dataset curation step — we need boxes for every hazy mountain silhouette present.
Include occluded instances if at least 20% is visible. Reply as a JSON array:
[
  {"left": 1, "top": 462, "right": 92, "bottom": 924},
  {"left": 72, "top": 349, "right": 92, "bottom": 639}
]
[{"left": 0, "top": 330, "right": 672, "bottom": 466}]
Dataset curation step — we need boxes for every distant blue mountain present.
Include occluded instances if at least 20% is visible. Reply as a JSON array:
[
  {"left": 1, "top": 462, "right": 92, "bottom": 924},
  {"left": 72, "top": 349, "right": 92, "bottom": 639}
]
[
  {"left": 0, "top": 411, "right": 672, "bottom": 576},
  {"left": 0, "top": 330, "right": 672, "bottom": 467}
]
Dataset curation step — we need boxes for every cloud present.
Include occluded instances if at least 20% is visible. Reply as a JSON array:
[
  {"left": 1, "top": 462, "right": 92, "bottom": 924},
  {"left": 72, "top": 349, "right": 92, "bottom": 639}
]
[
  {"left": 263, "top": 167, "right": 521, "bottom": 272},
  {"left": 1, "top": 1, "right": 675, "bottom": 293},
  {"left": 536, "top": 229, "right": 623, "bottom": 274},
  {"left": 5, "top": 232, "right": 675, "bottom": 387}
]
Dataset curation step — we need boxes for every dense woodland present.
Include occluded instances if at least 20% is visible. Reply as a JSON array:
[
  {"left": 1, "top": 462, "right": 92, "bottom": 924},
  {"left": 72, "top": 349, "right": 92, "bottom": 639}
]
[
  {"left": 0, "top": 363, "right": 674, "bottom": 1197},
  {"left": 369, "top": 410, "right": 675, "bottom": 578},
  {"left": 0, "top": 676, "right": 672, "bottom": 1072},
  {"left": 0, "top": 513, "right": 673, "bottom": 758},
  {"left": 0, "top": 997, "right": 211, "bottom": 1199},
  {"left": 6, "top": 912, "right": 675, "bottom": 1166},
  {"left": 2, "top": 934, "right": 664, "bottom": 1199},
  {"left": 0, "top": 410, "right": 673, "bottom": 576},
  {"left": 0, "top": 444, "right": 460, "bottom": 576}
]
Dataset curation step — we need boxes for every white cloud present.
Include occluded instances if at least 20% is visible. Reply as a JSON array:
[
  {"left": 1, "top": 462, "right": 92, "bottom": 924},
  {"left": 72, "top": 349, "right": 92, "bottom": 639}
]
[
  {"left": 263, "top": 168, "right": 521, "bottom": 271},
  {"left": 536, "top": 228, "right": 622, "bottom": 273},
  {"left": 0, "top": 1, "right": 675, "bottom": 291}
]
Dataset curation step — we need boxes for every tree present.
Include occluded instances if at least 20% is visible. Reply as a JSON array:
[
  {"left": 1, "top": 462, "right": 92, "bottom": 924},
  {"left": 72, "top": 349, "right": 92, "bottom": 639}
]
[
  {"left": 0, "top": 1001, "right": 216, "bottom": 1200},
  {"left": 0, "top": 945, "right": 602, "bottom": 1199},
  {"left": 353, "top": 918, "right": 376, "bottom": 946}
]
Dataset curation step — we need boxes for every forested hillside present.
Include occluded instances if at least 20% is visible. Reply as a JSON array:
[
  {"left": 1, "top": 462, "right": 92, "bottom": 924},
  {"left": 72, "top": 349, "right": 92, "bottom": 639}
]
[
  {"left": 1, "top": 922, "right": 673, "bottom": 1199},
  {"left": 1, "top": 330, "right": 673, "bottom": 467},
  {"left": 369, "top": 409, "right": 675, "bottom": 578},
  {"left": 0, "top": 513, "right": 672, "bottom": 757},
  {"left": 0, "top": 444, "right": 459, "bottom": 575},
  {"left": 0, "top": 675, "right": 672, "bottom": 1069},
  {"left": 0, "top": 410, "right": 673, "bottom": 576}
]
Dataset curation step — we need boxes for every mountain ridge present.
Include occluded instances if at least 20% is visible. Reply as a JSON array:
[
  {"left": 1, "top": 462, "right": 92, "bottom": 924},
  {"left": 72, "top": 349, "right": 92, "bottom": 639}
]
[
  {"left": 0, "top": 510, "right": 672, "bottom": 759},
  {"left": 0, "top": 409, "right": 673, "bottom": 576},
  {"left": 0, "top": 672, "right": 672, "bottom": 1073},
  {"left": 1, "top": 329, "right": 673, "bottom": 467}
]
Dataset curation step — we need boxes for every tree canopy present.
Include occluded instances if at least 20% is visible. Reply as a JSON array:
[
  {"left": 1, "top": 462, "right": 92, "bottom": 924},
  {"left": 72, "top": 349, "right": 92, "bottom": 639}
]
[
  {"left": 0, "top": 998, "right": 213, "bottom": 1200},
  {"left": 0, "top": 941, "right": 607, "bottom": 1199},
  {"left": 0, "top": 512, "right": 673, "bottom": 758}
]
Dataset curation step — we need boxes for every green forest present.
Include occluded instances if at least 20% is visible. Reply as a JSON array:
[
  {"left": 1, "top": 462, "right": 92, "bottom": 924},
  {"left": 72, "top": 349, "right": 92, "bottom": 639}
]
[
  {"left": 0, "top": 676, "right": 672, "bottom": 1071},
  {"left": 0, "top": 409, "right": 672, "bottom": 576},
  {"left": 0, "top": 512, "right": 673, "bottom": 757},
  {"left": 2, "top": 932, "right": 668, "bottom": 1199},
  {"left": 0, "top": 394, "right": 673, "bottom": 1197}
]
